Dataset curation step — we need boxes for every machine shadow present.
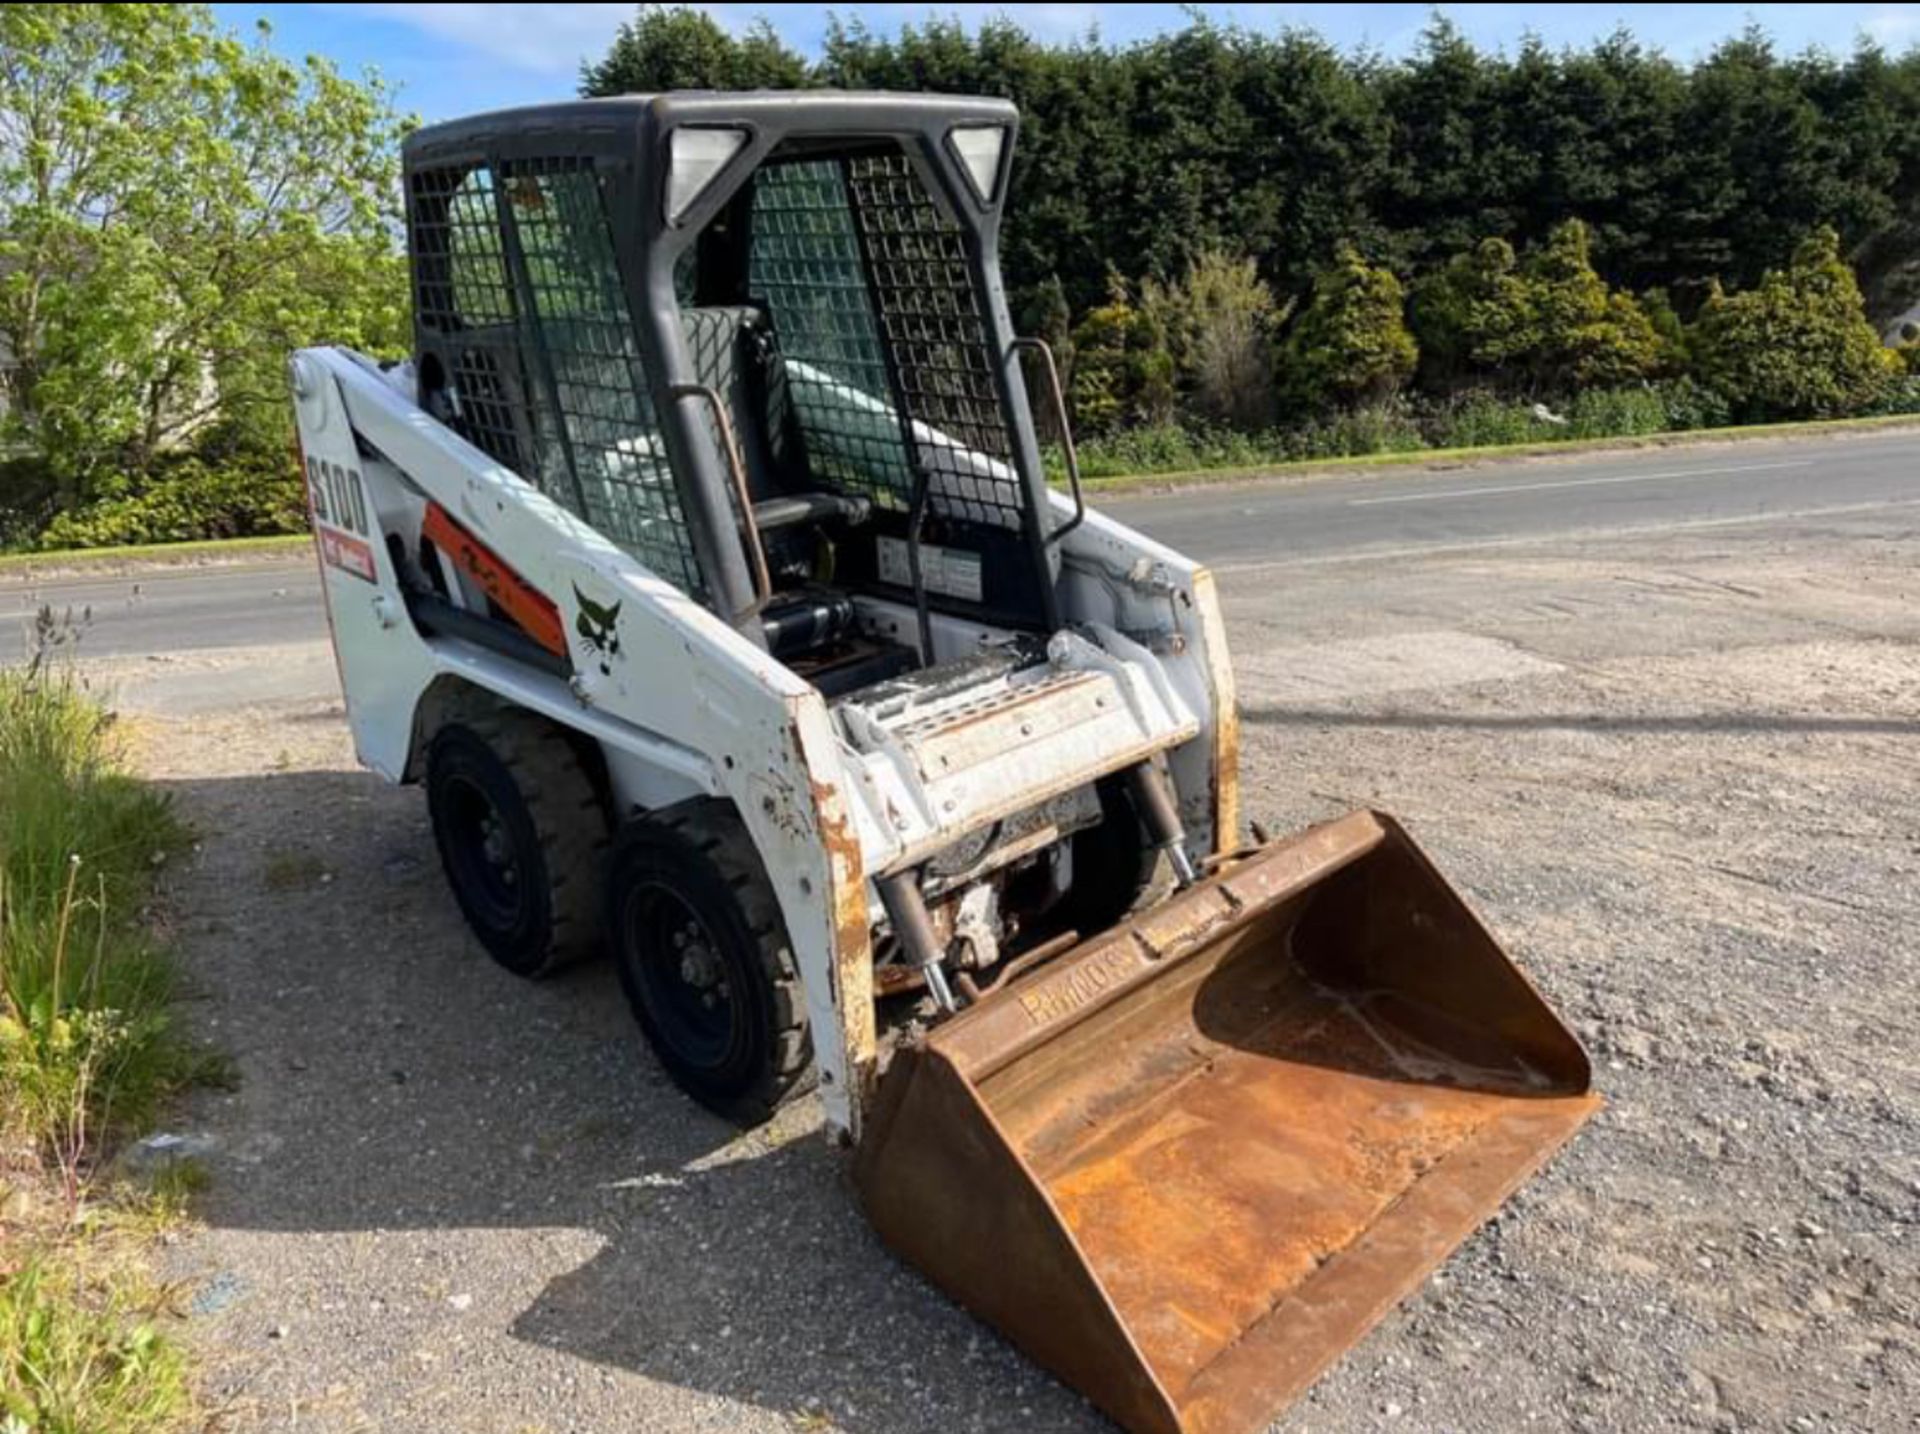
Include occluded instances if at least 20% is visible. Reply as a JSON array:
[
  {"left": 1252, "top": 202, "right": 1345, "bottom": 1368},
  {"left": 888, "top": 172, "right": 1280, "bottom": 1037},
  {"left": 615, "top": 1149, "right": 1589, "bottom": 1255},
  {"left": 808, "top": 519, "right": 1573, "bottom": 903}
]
[
  {"left": 1242, "top": 705, "right": 1917, "bottom": 736},
  {"left": 156, "top": 768, "right": 1100, "bottom": 1434}
]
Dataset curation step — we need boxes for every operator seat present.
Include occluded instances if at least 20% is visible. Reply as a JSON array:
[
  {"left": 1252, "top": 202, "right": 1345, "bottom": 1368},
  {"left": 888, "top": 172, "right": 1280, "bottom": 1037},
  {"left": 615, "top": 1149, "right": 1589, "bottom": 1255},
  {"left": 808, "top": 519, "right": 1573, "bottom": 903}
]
[
  {"left": 679, "top": 306, "right": 870, "bottom": 530},
  {"left": 679, "top": 305, "right": 870, "bottom": 661}
]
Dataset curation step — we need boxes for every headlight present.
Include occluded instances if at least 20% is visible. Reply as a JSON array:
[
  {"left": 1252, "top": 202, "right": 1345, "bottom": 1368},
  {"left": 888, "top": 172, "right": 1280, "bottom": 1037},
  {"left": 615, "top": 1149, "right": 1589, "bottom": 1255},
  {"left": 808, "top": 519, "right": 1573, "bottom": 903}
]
[{"left": 666, "top": 126, "right": 748, "bottom": 225}]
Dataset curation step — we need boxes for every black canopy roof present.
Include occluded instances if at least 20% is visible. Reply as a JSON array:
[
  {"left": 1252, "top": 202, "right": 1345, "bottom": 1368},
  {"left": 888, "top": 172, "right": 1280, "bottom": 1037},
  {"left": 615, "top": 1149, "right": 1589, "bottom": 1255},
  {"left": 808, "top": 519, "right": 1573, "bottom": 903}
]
[{"left": 403, "top": 90, "right": 1019, "bottom": 174}]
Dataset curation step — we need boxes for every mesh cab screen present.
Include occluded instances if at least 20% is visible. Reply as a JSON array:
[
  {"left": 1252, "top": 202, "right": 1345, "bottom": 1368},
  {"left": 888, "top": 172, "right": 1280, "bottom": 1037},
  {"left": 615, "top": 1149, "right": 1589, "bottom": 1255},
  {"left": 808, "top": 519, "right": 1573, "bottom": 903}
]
[
  {"left": 503, "top": 158, "right": 701, "bottom": 593},
  {"left": 748, "top": 153, "right": 1026, "bottom": 532},
  {"left": 406, "top": 138, "right": 1035, "bottom": 616},
  {"left": 408, "top": 164, "right": 532, "bottom": 475},
  {"left": 409, "top": 158, "right": 703, "bottom": 595}
]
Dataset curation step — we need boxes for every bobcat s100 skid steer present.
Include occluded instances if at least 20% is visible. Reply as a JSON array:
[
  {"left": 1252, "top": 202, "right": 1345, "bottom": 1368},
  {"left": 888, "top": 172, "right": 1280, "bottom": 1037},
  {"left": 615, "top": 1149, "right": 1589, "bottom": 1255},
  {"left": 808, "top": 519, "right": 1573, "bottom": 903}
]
[{"left": 289, "top": 92, "right": 1599, "bottom": 1434}]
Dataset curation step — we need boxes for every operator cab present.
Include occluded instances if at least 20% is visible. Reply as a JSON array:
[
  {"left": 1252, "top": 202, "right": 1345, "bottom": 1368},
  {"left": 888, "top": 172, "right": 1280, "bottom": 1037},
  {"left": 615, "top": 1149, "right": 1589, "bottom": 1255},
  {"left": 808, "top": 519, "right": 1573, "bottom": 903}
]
[{"left": 402, "top": 92, "right": 1081, "bottom": 698}]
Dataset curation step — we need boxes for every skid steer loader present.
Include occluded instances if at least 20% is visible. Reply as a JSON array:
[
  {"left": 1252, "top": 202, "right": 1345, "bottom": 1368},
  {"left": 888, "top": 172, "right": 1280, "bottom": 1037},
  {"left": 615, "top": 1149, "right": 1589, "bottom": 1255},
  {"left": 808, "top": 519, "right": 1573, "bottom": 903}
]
[{"left": 289, "top": 92, "right": 1599, "bottom": 1434}]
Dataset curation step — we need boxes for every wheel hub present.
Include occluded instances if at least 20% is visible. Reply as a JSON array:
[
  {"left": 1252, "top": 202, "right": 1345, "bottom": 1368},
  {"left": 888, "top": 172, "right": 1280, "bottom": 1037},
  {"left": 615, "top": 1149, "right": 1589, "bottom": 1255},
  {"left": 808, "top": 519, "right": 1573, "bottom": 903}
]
[
  {"left": 672, "top": 921, "right": 729, "bottom": 1007},
  {"left": 480, "top": 813, "right": 517, "bottom": 884}
]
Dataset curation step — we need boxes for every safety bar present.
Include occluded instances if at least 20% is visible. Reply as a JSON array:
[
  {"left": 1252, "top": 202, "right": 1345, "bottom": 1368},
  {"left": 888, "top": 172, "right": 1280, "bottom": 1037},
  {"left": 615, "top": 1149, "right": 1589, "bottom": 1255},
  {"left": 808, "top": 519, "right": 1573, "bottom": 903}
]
[
  {"left": 1014, "top": 336, "right": 1086, "bottom": 546},
  {"left": 670, "top": 382, "right": 772, "bottom": 622}
]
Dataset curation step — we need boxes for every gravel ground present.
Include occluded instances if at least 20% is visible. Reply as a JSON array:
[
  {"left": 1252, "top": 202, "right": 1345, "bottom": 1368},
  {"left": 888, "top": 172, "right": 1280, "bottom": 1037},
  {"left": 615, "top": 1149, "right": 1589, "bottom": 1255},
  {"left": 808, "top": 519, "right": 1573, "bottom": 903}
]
[{"left": 130, "top": 511, "right": 1918, "bottom": 1433}]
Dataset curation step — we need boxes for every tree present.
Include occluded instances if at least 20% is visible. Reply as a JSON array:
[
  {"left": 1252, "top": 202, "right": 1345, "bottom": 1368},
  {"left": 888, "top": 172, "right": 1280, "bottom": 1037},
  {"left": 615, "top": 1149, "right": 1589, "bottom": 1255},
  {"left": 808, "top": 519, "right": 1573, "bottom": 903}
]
[
  {"left": 1843, "top": 44, "right": 1920, "bottom": 317},
  {"left": 1146, "top": 250, "right": 1284, "bottom": 429},
  {"left": 0, "top": 4, "right": 410, "bottom": 507},
  {"left": 1279, "top": 244, "right": 1417, "bottom": 410},
  {"left": 1019, "top": 273, "right": 1076, "bottom": 444},
  {"left": 1407, "top": 221, "right": 1659, "bottom": 393},
  {"left": 1068, "top": 273, "right": 1173, "bottom": 434},
  {"left": 1378, "top": 20, "right": 1527, "bottom": 268},
  {"left": 1691, "top": 226, "right": 1898, "bottom": 418},
  {"left": 581, "top": 7, "right": 808, "bottom": 95},
  {"left": 1511, "top": 31, "right": 1689, "bottom": 286},
  {"left": 1669, "top": 30, "right": 1848, "bottom": 291},
  {"left": 816, "top": 15, "right": 1127, "bottom": 313},
  {"left": 1407, "top": 237, "right": 1539, "bottom": 390},
  {"left": 578, "top": 11, "right": 1920, "bottom": 341},
  {"left": 1522, "top": 219, "right": 1662, "bottom": 388},
  {"left": 1640, "top": 287, "right": 1689, "bottom": 373}
]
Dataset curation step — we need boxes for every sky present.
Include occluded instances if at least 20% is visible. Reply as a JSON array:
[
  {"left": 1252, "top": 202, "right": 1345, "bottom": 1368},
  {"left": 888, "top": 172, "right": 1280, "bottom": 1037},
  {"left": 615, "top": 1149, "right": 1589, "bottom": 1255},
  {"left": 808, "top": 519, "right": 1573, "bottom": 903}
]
[{"left": 209, "top": 3, "right": 1920, "bottom": 121}]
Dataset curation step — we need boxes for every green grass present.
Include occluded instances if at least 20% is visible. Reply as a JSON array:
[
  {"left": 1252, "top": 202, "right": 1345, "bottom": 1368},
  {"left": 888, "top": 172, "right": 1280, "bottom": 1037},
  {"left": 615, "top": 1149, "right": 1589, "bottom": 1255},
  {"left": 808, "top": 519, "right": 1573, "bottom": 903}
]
[
  {"left": 0, "top": 660, "right": 193, "bottom": 1173},
  {"left": 0, "top": 659, "right": 200, "bottom": 1433},
  {"left": 0, "top": 1250, "right": 194, "bottom": 1434},
  {"left": 104, "top": 1158, "right": 213, "bottom": 1237},
  {"left": 0, "top": 532, "right": 308, "bottom": 574}
]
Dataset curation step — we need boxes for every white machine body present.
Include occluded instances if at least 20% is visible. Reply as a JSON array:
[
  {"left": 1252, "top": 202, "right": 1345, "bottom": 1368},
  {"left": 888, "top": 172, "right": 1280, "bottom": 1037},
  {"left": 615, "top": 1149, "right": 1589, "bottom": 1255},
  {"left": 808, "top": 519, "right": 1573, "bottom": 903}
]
[{"left": 291, "top": 346, "right": 1236, "bottom": 1139}]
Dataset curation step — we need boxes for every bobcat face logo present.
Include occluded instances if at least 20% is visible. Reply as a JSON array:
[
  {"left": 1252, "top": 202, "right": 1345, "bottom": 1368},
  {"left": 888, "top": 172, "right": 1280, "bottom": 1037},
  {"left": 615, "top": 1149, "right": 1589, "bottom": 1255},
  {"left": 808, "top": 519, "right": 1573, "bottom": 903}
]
[{"left": 573, "top": 586, "right": 622, "bottom": 675}]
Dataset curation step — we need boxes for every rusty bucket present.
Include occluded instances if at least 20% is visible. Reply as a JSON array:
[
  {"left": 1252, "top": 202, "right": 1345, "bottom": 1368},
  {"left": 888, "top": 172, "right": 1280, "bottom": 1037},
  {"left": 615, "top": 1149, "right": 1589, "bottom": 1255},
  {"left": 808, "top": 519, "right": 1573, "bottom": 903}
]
[{"left": 854, "top": 810, "right": 1599, "bottom": 1434}]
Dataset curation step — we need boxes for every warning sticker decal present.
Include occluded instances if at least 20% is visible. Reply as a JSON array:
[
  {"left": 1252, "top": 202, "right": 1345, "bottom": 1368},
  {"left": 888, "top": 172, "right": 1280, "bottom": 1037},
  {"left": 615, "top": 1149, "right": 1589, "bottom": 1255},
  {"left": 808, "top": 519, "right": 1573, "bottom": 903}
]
[{"left": 876, "top": 536, "right": 984, "bottom": 604}]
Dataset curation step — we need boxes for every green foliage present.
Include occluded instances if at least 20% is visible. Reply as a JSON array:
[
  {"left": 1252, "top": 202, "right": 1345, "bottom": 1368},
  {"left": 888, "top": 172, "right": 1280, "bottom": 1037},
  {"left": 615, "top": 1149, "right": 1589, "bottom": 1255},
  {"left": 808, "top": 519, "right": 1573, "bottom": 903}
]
[
  {"left": 1410, "top": 221, "right": 1660, "bottom": 394},
  {"left": 1065, "top": 409, "right": 1425, "bottom": 479},
  {"left": 1017, "top": 274, "right": 1076, "bottom": 446},
  {"left": 1061, "top": 382, "right": 1712, "bottom": 479},
  {"left": 0, "top": 660, "right": 190, "bottom": 1167},
  {"left": 1064, "top": 424, "right": 1285, "bottom": 480},
  {"left": 1068, "top": 276, "right": 1175, "bottom": 435},
  {"left": 1652, "top": 375, "right": 1735, "bottom": 430},
  {"left": 0, "top": 1253, "right": 193, "bottom": 1434},
  {"left": 1524, "top": 221, "right": 1663, "bottom": 389},
  {"left": 0, "top": 460, "right": 61, "bottom": 551},
  {"left": 1640, "top": 288, "right": 1690, "bottom": 374},
  {"left": 1288, "top": 399, "right": 1428, "bottom": 458},
  {"left": 34, "top": 449, "right": 305, "bottom": 551},
  {"left": 581, "top": 7, "right": 808, "bottom": 93},
  {"left": 1280, "top": 244, "right": 1417, "bottom": 410},
  {"left": 1420, "top": 385, "right": 1668, "bottom": 447},
  {"left": 1024, "top": 274, "right": 1075, "bottom": 371},
  {"left": 575, "top": 11, "right": 1920, "bottom": 327},
  {"left": 1422, "top": 390, "right": 1545, "bottom": 448},
  {"left": 1145, "top": 251, "right": 1285, "bottom": 429},
  {"left": 1408, "top": 238, "right": 1536, "bottom": 388},
  {"left": 1691, "top": 226, "right": 1899, "bottom": 418},
  {"left": 1868, "top": 373, "right": 1920, "bottom": 415},
  {"left": 0, "top": 4, "right": 410, "bottom": 505},
  {"left": 1560, "top": 385, "right": 1671, "bottom": 438}
]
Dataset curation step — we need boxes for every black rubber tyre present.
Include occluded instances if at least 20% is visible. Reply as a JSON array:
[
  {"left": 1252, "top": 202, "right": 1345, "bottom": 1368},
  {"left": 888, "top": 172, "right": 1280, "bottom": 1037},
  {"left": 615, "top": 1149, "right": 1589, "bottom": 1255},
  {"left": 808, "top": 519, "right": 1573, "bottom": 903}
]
[
  {"left": 1053, "top": 775, "right": 1162, "bottom": 938},
  {"left": 605, "top": 801, "right": 814, "bottom": 1126},
  {"left": 425, "top": 709, "right": 607, "bottom": 978}
]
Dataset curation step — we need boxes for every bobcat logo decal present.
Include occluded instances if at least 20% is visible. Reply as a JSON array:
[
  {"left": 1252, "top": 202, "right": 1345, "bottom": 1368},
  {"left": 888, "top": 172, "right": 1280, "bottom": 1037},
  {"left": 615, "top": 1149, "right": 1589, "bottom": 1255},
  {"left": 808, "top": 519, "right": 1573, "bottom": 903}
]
[{"left": 573, "top": 586, "right": 623, "bottom": 675}]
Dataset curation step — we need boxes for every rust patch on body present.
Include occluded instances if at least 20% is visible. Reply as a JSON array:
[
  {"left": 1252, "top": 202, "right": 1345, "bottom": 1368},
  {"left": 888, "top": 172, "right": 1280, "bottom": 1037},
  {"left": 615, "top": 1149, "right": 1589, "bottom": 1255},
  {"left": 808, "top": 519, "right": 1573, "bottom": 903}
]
[
  {"left": 1017, "top": 943, "right": 1135, "bottom": 1028},
  {"left": 1130, "top": 885, "right": 1238, "bottom": 960},
  {"left": 792, "top": 714, "right": 877, "bottom": 1109},
  {"left": 1190, "top": 568, "right": 1240, "bottom": 854}
]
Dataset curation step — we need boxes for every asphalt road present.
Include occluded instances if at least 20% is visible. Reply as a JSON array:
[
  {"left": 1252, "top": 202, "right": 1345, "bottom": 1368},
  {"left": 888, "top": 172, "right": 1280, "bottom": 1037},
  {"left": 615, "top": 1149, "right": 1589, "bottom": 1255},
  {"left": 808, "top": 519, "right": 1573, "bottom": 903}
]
[
  {"left": 0, "top": 559, "right": 324, "bottom": 662},
  {"left": 5, "top": 429, "right": 1917, "bottom": 665}
]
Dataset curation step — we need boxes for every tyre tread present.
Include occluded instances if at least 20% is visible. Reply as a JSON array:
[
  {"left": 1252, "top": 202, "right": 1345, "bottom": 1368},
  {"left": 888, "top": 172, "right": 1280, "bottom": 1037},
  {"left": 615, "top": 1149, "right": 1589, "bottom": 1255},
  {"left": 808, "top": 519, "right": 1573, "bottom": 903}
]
[
  {"left": 610, "top": 800, "right": 814, "bottom": 1125},
  {"left": 431, "top": 704, "right": 608, "bottom": 977}
]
